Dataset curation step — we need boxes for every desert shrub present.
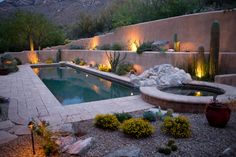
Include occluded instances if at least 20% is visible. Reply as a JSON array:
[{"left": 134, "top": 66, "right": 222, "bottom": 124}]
[
  {"left": 45, "top": 58, "right": 54, "bottom": 64},
  {"left": 167, "top": 139, "right": 175, "bottom": 146},
  {"left": 94, "top": 114, "right": 120, "bottom": 130},
  {"left": 157, "top": 139, "right": 177, "bottom": 155},
  {"left": 32, "top": 120, "right": 58, "bottom": 156},
  {"left": 14, "top": 57, "right": 22, "bottom": 65},
  {"left": 136, "top": 42, "right": 153, "bottom": 54},
  {"left": 98, "top": 64, "right": 111, "bottom": 72},
  {"left": 171, "top": 144, "right": 178, "bottom": 151},
  {"left": 114, "top": 112, "right": 132, "bottom": 123},
  {"left": 111, "top": 43, "right": 123, "bottom": 50},
  {"left": 116, "top": 62, "right": 133, "bottom": 75},
  {"left": 99, "top": 44, "right": 111, "bottom": 50},
  {"left": 161, "top": 116, "right": 191, "bottom": 138},
  {"left": 73, "top": 57, "right": 86, "bottom": 66},
  {"left": 69, "top": 45, "right": 84, "bottom": 50},
  {"left": 143, "top": 111, "right": 156, "bottom": 122},
  {"left": 120, "top": 118, "right": 155, "bottom": 138}
]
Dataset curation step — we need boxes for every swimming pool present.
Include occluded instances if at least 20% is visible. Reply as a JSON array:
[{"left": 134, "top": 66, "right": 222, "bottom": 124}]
[{"left": 33, "top": 66, "right": 139, "bottom": 105}]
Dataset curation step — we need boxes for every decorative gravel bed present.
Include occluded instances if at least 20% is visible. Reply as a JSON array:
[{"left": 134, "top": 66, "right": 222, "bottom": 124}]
[{"left": 0, "top": 111, "right": 235, "bottom": 157}]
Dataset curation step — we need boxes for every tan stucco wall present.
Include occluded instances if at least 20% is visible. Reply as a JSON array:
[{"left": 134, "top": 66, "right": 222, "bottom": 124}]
[
  {"left": 55, "top": 10, "right": 236, "bottom": 52},
  {"left": 8, "top": 50, "right": 235, "bottom": 75}
]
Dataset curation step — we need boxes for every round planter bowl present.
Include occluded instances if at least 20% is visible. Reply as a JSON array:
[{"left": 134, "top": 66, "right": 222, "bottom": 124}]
[{"left": 205, "top": 103, "right": 231, "bottom": 128}]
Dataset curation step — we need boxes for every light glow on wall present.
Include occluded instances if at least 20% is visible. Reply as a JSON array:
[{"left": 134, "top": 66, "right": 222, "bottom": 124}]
[{"left": 27, "top": 51, "right": 39, "bottom": 64}]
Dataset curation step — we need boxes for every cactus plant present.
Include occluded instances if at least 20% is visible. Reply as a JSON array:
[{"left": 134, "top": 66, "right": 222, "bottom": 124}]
[
  {"left": 173, "top": 33, "right": 180, "bottom": 52},
  {"left": 209, "top": 21, "right": 220, "bottom": 79},
  {"left": 106, "top": 51, "right": 127, "bottom": 73},
  {"left": 56, "top": 49, "right": 62, "bottom": 63}
]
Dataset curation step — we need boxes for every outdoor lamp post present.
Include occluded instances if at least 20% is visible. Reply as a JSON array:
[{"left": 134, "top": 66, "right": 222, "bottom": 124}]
[{"left": 28, "top": 121, "right": 36, "bottom": 155}]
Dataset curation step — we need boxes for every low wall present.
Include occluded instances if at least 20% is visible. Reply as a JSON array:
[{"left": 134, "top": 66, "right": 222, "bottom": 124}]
[
  {"left": 52, "top": 10, "right": 236, "bottom": 52},
  {"left": 7, "top": 50, "right": 236, "bottom": 75}
]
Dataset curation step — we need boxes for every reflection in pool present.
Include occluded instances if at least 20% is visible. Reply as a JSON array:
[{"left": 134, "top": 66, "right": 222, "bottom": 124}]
[{"left": 33, "top": 66, "right": 139, "bottom": 105}]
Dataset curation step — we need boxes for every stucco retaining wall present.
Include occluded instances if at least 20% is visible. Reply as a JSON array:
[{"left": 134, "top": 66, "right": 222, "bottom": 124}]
[
  {"left": 52, "top": 10, "right": 236, "bottom": 52},
  {"left": 6, "top": 50, "right": 236, "bottom": 75}
]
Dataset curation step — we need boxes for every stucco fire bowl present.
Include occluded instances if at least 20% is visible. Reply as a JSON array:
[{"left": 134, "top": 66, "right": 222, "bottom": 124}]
[{"left": 140, "top": 81, "right": 236, "bottom": 113}]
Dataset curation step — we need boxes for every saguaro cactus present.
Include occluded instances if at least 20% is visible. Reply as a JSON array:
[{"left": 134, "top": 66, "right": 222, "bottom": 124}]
[
  {"left": 173, "top": 33, "right": 180, "bottom": 52},
  {"left": 209, "top": 21, "right": 220, "bottom": 79},
  {"left": 56, "top": 49, "right": 62, "bottom": 63}
]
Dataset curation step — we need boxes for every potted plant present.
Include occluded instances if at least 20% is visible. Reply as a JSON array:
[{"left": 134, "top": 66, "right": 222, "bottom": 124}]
[{"left": 205, "top": 96, "right": 231, "bottom": 128}]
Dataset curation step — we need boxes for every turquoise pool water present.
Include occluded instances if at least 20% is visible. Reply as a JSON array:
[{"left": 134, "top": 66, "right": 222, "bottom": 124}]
[{"left": 33, "top": 66, "right": 139, "bottom": 105}]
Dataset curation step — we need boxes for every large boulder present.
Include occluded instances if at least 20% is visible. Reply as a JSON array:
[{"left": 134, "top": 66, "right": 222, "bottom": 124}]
[
  {"left": 151, "top": 40, "right": 170, "bottom": 52},
  {"left": 130, "top": 64, "right": 192, "bottom": 88}
]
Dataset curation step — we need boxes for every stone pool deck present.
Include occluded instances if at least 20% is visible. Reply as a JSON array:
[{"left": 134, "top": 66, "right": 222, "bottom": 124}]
[{"left": 0, "top": 65, "right": 153, "bottom": 129}]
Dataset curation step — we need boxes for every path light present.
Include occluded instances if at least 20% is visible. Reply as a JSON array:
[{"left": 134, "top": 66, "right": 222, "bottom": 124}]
[
  {"left": 28, "top": 121, "right": 36, "bottom": 155},
  {"left": 130, "top": 92, "right": 134, "bottom": 96}
]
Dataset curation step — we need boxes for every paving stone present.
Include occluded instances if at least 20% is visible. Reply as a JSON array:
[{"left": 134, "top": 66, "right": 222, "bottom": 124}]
[
  {"left": 0, "top": 130, "right": 18, "bottom": 145},
  {"left": 0, "top": 120, "right": 15, "bottom": 130},
  {"left": 8, "top": 125, "right": 30, "bottom": 135}
]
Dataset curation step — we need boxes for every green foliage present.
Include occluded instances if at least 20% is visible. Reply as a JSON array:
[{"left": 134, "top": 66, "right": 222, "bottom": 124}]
[
  {"left": 99, "top": 44, "right": 111, "bottom": 50},
  {"left": 209, "top": 20, "right": 220, "bottom": 80},
  {"left": 171, "top": 144, "right": 178, "bottom": 151},
  {"left": 111, "top": 43, "right": 123, "bottom": 50},
  {"left": 120, "top": 118, "right": 155, "bottom": 138},
  {"left": 106, "top": 51, "right": 127, "bottom": 73},
  {"left": 167, "top": 139, "right": 175, "bottom": 147},
  {"left": 14, "top": 57, "right": 22, "bottom": 65},
  {"left": 69, "top": 45, "right": 84, "bottom": 50},
  {"left": 161, "top": 116, "right": 191, "bottom": 138},
  {"left": 116, "top": 62, "right": 133, "bottom": 75},
  {"left": 56, "top": 49, "right": 62, "bottom": 63},
  {"left": 73, "top": 57, "right": 86, "bottom": 66},
  {"left": 114, "top": 112, "right": 132, "bottom": 123},
  {"left": 0, "top": 11, "right": 65, "bottom": 53},
  {"left": 143, "top": 111, "right": 156, "bottom": 122},
  {"left": 98, "top": 64, "right": 111, "bottom": 72},
  {"left": 94, "top": 114, "right": 120, "bottom": 130},
  {"left": 32, "top": 120, "right": 58, "bottom": 156},
  {"left": 136, "top": 42, "right": 153, "bottom": 54}
]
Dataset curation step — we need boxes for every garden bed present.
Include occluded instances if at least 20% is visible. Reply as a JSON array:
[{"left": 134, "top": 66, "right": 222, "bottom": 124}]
[{"left": 0, "top": 110, "right": 235, "bottom": 157}]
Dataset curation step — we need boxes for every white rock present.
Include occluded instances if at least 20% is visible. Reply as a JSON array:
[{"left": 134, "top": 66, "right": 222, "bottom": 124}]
[
  {"left": 0, "top": 120, "right": 15, "bottom": 130},
  {"left": 0, "top": 131, "right": 18, "bottom": 144},
  {"left": 130, "top": 64, "right": 192, "bottom": 88},
  {"left": 67, "top": 137, "right": 94, "bottom": 155}
]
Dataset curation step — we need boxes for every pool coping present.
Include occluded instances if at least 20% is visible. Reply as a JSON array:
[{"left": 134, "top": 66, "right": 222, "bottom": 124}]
[{"left": 140, "top": 81, "right": 236, "bottom": 113}]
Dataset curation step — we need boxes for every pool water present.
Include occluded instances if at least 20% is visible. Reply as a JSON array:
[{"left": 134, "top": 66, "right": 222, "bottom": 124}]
[
  {"left": 160, "top": 85, "right": 224, "bottom": 96},
  {"left": 33, "top": 66, "right": 139, "bottom": 105}
]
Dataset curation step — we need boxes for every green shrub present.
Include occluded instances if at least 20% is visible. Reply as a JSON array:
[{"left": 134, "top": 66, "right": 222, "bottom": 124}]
[
  {"left": 136, "top": 42, "right": 153, "bottom": 54},
  {"left": 114, "top": 112, "right": 132, "bottom": 123},
  {"left": 69, "top": 45, "right": 84, "bottom": 50},
  {"left": 73, "top": 57, "right": 86, "bottom": 66},
  {"left": 14, "top": 57, "right": 22, "bottom": 65},
  {"left": 99, "top": 44, "right": 111, "bottom": 50},
  {"left": 120, "top": 118, "right": 155, "bottom": 138},
  {"left": 161, "top": 116, "right": 191, "bottom": 138},
  {"left": 111, "top": 43, "right": 123, "bottom": 50},
  {"left": 116, "top": 63, "right": 133, "bottom": 75},
  {"left": 167, "top": 139, "right": 175, "bottom": 146},
  {"left": 171, "top": 144, "right": 178, "bottom": 151},
  {"left": 94, "top": 114, "right": 120, "bottom": 130},
  {"left": 143, "top": 111, "right": 156, "bottom": 122},
  {"left": 163, "top": 147, "right": 171, "bottom": 155}
]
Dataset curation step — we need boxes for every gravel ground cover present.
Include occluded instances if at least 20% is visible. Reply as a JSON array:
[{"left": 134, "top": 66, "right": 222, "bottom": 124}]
[{"left": 0, "top": 110, "right": 235, "bottom": 157}]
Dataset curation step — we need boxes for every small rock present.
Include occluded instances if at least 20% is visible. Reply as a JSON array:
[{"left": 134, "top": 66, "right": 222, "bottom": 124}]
[
  {"left": 220, "top": 144, "right": 236, "bottom": 157},
  {"left": 104, "top": 145, "right": 141, "bottom": 157},
  {"left": 55, "top": 135, "right": 77, "bottom": 152},
  {"left": 0, "top": 120, "right": 15, "bottom": 130},
  {"left": 0, "top": 130, "right": 18, "bottom": 144},
  {"left": 67, "top": 137, "right": 94, "bottom": 155},
  {"left": 8, "top": 125, "right": 30, "bottom": 135}
]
